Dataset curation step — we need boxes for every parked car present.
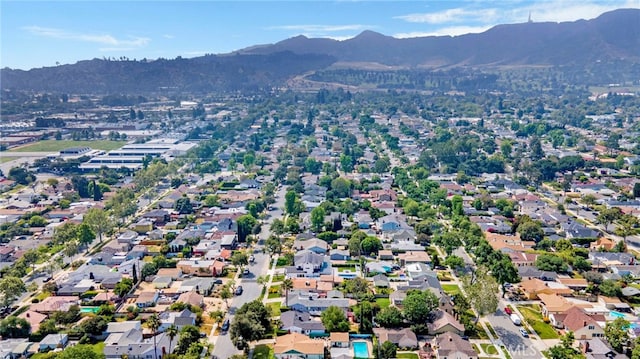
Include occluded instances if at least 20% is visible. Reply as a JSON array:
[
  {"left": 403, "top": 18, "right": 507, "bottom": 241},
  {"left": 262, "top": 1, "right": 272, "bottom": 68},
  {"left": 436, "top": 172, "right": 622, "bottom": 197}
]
[
  {"left": 504, "top": 307, "right": 513, "bottom": 315},
  {"left": 519, "top": 328, "right": 529, "bottom": 338},
  {"left": 214, "top": 279, "right": 223, "bottom": 285},
  {"left": 221, "top": 319, "right": 230, "bottom": 331},
  {"left": 249, "top": 255, "right": 255, "bottom": 263},
  {"left": 510, "top": 314, "right": 522, "bottom": 326},
  {"left": 235, "top": 286, "right": 243, "bottom": 296}
]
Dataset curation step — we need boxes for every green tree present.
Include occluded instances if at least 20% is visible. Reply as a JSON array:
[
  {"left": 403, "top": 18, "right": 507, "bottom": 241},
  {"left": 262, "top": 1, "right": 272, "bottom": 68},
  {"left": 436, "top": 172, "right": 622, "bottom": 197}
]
[
  {"left": 147, "top": 314, "right": 160, "bottom": 359},
  {"left": 282, "top": 278, "right": 293, "bottom": 306},
  {"left": 176, "top": 325, "right": 201, "bottom": 355},
  {"left": 375, "top": 306, "right": 404, "bottom": 328},
  {"left": 517, "top": 220, "right": 544, "bottom": 242},
  {"left": 444, "top": 255, "right": 465, "bottom": 272},
  {"left": 605, "top": 317, "right": 630, "bottom": 353},
  {"left": 321, "top": 305, "right": 350, "bottom": 332},
  {"left": 310, "top": 206, "right": 326, "bottom": 232},
  {"left": 598, "top": 279, "right": 622, "bottom": 297},
  {"left": 379, "top": 341, "right": 397, "bottom": 359},
  {"left": 76, "top": 222, "right": 96, "bottom": 249},
  {"left": 402, "top": 290, "right": 438, "bottom": 324},
  {"left": 83, "top": 208, "right": 113, "bottom": 243},
  {"left": 231, "top": 251, "right": 249, "bottom": 270},
  {"left": 462, "top": 266, "right": 499, "bottom": 319},
  {"left": 491, "top": 257, "right": 520, "bottom": 297},
  {"left": 0, "top": 316, "right": 30, "bottom": 338},
  {"left": 285, "top": 190, "right": 298, "bottom": 216},
  {"left": 230, "top": 300, "right": 272, "bottom": 350},
  {"left": 597, "top": 207, "right": 623, "bottom": 232},
  {"left": 536, "top": 254, "right": 568, "bottom": 272},
  {"left": 0, "top": 276, "right": 26, "bottom": 308},
  {"left": 114, "top": 277, "right": 134, "bottom": 298},
  {"left": 175, "top": 196, "right": 194, "bottom": 214},
  {"left": 57, "top": 345, "right": 106, "bottom": 359},
  {"left": 236, "top": 214, "right": 257, "bottom": 242},
  {"left": 616, "top": 214, "right": 639, "bottom": 242},
  {"left": 360, "top": 236, "right": 382, "bottom": 255},
  {"left": 343, "top": 277, "right": 370, "bottom": 297}
]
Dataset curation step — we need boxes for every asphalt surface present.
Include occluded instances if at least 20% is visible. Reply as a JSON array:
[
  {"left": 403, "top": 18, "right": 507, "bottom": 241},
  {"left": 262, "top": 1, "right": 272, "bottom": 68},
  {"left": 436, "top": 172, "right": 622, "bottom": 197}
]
[
  {"left": 487, "top": 307, "right": 540, "bottom": 359},
  {"left": 211, "top": 186, "right": 286, "bottom": 358}
]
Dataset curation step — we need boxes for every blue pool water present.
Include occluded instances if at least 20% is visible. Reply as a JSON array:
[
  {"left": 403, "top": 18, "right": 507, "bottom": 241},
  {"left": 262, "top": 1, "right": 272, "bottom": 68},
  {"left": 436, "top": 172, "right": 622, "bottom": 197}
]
[
  {"left": 611, "top": 311, "right": 626, "bottom": 318},
  {"left": 353, "top": 341, "right": 369, "bottom": 358}
]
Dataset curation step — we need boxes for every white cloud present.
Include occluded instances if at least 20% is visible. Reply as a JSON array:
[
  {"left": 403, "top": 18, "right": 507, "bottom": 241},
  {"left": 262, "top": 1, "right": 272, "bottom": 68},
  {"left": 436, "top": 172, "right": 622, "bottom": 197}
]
[
  {"left": 162, "top": 34, "right": 175, "bottom": 39},
  {"left": 23, "top": 26, "right": 150, "bottom": 47},
  {"left": 99, "top": 47, "right": 136, "bottom": 52},
  {"left": 394, "top": 7, "right": 499, "bottom": 24},
  {"left": 267, "top": 24, "right": 370, "bottom": 32},
  {"left": 394, "top": 25, "right": 493, "bottom": 38},
  {"left": 393, "top": 2, "right": 633, "bottom": 26}
]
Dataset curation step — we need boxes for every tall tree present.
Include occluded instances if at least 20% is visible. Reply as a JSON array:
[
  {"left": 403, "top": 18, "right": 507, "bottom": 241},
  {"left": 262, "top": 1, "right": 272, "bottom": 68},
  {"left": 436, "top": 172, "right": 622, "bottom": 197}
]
[
  {"left": 282, "top": 278, "right": 293, "bottom": 307},
  {"left": 76, "top": 223, "right": 96, "bottom": 249},
  {"left": 83, "top": 208, "right": 113, "bottom": 243},
  {"left": 310, "top": 206, "right": 326, "bottom": 232},
  {"left": 321, "top": 305, "right": 350, "bottom": 332},
  {"left": 0, "top": 276, "right": 26, "bottom": 308},
  {"left": 147, "top": 314, "right": 160, "bottom": 359},
  {"left": 597, "top": 207, "right": 623, "bottom": 232},
  {"left": 166, "top": 324, "right": 178, "bottom": 354},
  {"left": 605, "top": 317, "right": 629, "bottom": 353},
  {"left": 462, "top": 266, "right": 499, "bottom": 320},
  {"left": 491, "top": 256, "right": 520, "bottom": 297},
  {"left": 402, "top": 290, "right": 438, "bottom": 324}
]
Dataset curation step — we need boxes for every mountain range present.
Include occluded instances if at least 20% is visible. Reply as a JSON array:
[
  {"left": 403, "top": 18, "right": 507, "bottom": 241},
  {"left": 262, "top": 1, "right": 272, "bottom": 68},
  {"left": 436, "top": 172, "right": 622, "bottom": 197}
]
[{"left": 2, "top": 8, "right": 639, "bottom": 94}]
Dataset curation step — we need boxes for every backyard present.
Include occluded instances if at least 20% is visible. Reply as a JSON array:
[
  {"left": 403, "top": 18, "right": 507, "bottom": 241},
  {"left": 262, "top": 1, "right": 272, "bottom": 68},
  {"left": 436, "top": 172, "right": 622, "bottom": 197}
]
[
  {"left": 253, "top": 344, "right": 273, "bottom": 359},
  {"left": 441, "top": 284, "right": 461, "bottom": 296}
]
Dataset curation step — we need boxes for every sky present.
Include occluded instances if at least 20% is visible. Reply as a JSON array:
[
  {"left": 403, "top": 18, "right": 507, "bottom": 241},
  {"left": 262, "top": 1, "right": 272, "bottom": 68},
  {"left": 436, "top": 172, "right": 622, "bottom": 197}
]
[{"left": 2, "top": 0, "right": 638, "bottom": 70}]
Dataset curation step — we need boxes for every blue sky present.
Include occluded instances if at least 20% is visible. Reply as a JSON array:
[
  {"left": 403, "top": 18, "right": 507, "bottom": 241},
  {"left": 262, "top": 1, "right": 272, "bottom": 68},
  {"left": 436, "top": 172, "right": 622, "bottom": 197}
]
[{"left": 2, "top": 0, "right": 638, "bottom": 70}]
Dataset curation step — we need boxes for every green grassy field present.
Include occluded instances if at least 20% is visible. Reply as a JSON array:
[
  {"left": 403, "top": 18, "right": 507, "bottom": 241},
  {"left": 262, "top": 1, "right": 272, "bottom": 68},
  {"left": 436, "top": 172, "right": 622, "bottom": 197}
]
[
  {"left": 441, "top": 284, "right": 461, "bottom": 295},
  {"left": 396, "top": 353, "right": 419, "bottom": 359},
  {"left": 10, "top": 140, "right": 126, "bottom": 152},
  {"left": 517, "top": 305, "right": 559, "bottom": 339},
  {"left": 253, "top": 344, "right": 273, "bottom": 359},
  {"left": 375, "top": 297, "right": 390, "bottom": 309},
  {"left": 266, "top": 301, "right": 282, "bottom": 316}
]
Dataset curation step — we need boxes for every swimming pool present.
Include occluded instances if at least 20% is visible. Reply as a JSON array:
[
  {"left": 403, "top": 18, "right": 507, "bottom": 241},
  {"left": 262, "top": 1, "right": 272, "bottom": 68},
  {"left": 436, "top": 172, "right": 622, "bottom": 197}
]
[
  {"left": 80, "top": 306, "right": 100, "bottom": 313},
  {"left": 353, "top": 341, "right": 369, "bottom": 359},
  {"left": 611, "top": 311, "right": 626, "bottom": 318}
]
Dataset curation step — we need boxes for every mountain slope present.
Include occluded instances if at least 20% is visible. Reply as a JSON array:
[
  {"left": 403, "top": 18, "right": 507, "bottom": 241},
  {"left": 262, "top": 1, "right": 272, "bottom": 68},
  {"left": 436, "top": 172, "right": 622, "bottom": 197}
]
[{"left": 2, "top": 8, "right": 638, "bottom": 94}]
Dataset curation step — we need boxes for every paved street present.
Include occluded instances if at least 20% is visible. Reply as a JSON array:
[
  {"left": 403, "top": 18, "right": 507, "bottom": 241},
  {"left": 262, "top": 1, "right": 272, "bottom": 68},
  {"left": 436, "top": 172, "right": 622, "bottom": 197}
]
[
  {"left": 210, "top": 186, "right": 286, "bottom": 358},
  {"left": 487, "top": 306, "right": 540, "bottom": 359}
]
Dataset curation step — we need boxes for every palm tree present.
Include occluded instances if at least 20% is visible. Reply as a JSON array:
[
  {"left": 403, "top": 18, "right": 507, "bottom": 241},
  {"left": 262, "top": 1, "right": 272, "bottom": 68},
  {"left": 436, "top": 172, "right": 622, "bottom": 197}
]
[
  {"left": 166, "top": 324, "right": 178, "bottom": 355},
  {"left": 147, "top": 314, "right": 161, "bottom": 359},
  {"left": 220, "top": 285, "right": 232, "bottom": 310},
  {"left": 282, "top": 278, "right": 293, "bottom": 307}
]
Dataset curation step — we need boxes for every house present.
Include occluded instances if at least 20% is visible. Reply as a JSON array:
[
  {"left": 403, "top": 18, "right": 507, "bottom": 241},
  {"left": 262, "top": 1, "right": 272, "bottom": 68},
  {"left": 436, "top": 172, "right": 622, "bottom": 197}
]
[
  {"left": 288, "top": 292, "right": 349, "bottom": 315},
  {"left": 373, "top": 328, "right": 418, "bottom": 349},
  {"left": 31, "top": 296, "right": 79, "bottom": 314},
  {"left": 378, "top": 250, "right": 394, "bottom": 261},
  {"left": 135, "top": 290, "right": 159, "bottom": 308},
  {"left": 519, "top": 278, "right": 572, "bottom": 300},
  {"left": 280, "top": 310, "right": 326, "bottom": 335},
  {"left": 17, "top": 310, "right": 47, "bottom": 333},
  {"left": 330, "top": 332, "right": 349, "bottom": 348},
  {"left": 428, "top": 310, "right": 464, "bottom": 336},
  {"left": 132, "top": 219, "right": 153, "bottom": 234},
  {"left": 0, "top": 339, "right": 32, "bottom": 359},
  {"left": 177, "top": 291, "right": 204, "bottom": 308},
  {"left": 105, "top": 321, "right": 141, "bottom": 335},
  {"left": 158, "top": 309, "right": 197, "bottom": 332},
  {"left": 590, "top": 237, "right": 617, "bottom": 251},
  {"left": 329, "top": 249, "right": 350, "bottom": 261},
  {"left": 558, "top": 307, "right": 604, "bottom": 340},
  {"left": 273, "top": 333, "right": 325, "bottom": 359},
  {"left": 287, "top": 250, "right": 327, "bottom": 277},
  {"left": 293, "top": 238, "right": 329, "bottom": 254},
  {"left": 580, "top": 338, "right": 628, "bottom": 359},
  {"left": 39, "top": 333, "right": 68, "bottom": 352},
  {"left": 539, "top": 293, "right": 577, "bottom": 317},
  {"left": 372, "top": 274, "right": 389, "bottom": 288},
  {"left": 141, "top": 209, "right": 170, "bottom": 225},
  {"left": 398, "top": 251, "right": 432, "bottom": 267},
  {"left": 562, "top": 222, "right": 599, "bottom": 240},
  {"left": 103, "top": 328, "right": 174, "bottom": 359},
  {"left": 433, "top": 332, "right": 477, "bottom": 359}
]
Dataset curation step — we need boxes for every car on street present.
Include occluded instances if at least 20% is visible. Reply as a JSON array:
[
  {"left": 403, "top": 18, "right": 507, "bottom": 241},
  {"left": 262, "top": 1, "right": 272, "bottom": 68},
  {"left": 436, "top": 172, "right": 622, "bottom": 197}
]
[
  {"left": 235, "top": 285, "right": 243, "bottom": 295},
  {"left": 519, "top": 328, "right": 529, "bottom": 337},
  {"left": 249, "top": 255, "right": 255, "bottom": 263},
  {"left": 504, "top": 306, "right": 513, "bottom": 315},
  {"left": 221, "top": 319, "right": 230, "bottom": 332},
  {"left": 243, "top": 268, "right": 250, "bottom": 276}
]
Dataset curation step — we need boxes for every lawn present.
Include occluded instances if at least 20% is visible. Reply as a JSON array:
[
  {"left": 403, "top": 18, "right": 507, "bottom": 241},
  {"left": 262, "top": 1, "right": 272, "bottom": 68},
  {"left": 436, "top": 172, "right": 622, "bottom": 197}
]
[
  {"left": 396, "top": 353, "right": 419, "bottom": 359},
  {"left": 266, "top": 301, "right": 281, "bottom": 316},
  {"left": 441, "top": 284, "right": 461, "bottom": 296},
  {"left": 375, "top": 297, "right": 390, "bottom": 309},
  {"left": 437, "top": 272, "right": 453, "bottom": 281},
  {"left": 268, "top": 284, "right": 282, "bottom": 299},
  {"left": 517, "top": 305, "right": 559, "bottom": 339},
  {"left": 480, "top": 344, "right": 498, "bottom": 355},
  {"left": 485, "top": 323, "right": 498, "bottom": 338},
  {"left": 9, "top": 140, "right": 126, "bottom": 152},
  {"left": 0, "top": 157, "right": 15, "bottom": 163},
  {"left": 253, "top": 344, "right": 273, "bottom": 359},
  {"left": 273, "top": 273, "right": 285, "bottom": 282}
]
